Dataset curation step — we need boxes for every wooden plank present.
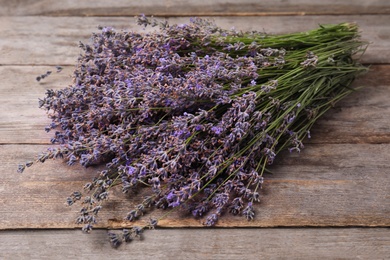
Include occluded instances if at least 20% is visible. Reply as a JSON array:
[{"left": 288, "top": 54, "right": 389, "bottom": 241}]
[
  {"left": 0, "top": 228, "right": 389, "bottom": 259},
  {"left": 1, "top": 65, "right": 389, "bottom": 145},
  {"left": 2, "top": 143, "right": 389, "bottom": 230},
  {"left": 0, "top": 15, "right": 389, "bottom": 65},
  {"left": 1, "top": 0, "right": 390, "bottom": 16}
]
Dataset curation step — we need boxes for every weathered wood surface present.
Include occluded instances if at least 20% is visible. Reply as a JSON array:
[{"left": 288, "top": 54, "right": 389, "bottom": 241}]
[
  {"left": 1, "top": 0, "right": 389, "bottom": 257},
  {"left": 1, "top": 0, "right": 390, "bottom": 16},
  {"left": 1, "top": 65, "right": 389, "bottom": 145},
  {"left": 2, "top": 143, "right": 389, "bottom": 229},
  {"left": 0, "top": 15, "right": 389, "bottom": 65},
  {"left": 0, "top": 228, "right": 389, "bottom": 259}
]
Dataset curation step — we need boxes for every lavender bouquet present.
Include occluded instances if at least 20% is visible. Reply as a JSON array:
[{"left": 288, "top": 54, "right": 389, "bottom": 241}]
[{"left": 19, "top": 17, "right": 367, "bottom": 247}]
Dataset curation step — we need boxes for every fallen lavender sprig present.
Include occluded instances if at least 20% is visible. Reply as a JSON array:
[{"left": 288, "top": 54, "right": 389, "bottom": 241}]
[
  {"left": 18, "top": 17, "right": 367, "bottom": 247},
  {"left": 36, "top": 70, "right": 52, "bottom": 82}
]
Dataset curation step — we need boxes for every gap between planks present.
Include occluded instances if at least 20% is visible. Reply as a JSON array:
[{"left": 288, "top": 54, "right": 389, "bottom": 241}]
[{"left": 14, "top": 12, "right": 390, "bottom": 17}]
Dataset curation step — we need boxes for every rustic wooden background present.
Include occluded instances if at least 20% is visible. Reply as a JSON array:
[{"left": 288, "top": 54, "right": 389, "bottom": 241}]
[{"left": 0, "top": 0, "right": 389, "bottom": 259}]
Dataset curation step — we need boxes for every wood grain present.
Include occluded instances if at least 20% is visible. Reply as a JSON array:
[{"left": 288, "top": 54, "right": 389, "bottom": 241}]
[
  {"left": 0, "top": 15, "right": 389, "bottom": 65},
  {"left": 1, "top": 0, "right": 390, "bottom": 16},
  {"left": 1, "top": 65, "right": 389, "bottom": 145},
  {"left": 2, "top": 143, "right": 389, "bottom": 230}
]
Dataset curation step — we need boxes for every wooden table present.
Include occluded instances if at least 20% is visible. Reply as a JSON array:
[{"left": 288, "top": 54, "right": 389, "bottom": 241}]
[{"left": 1, "top": 1, "right": 389, "bottom": 259}]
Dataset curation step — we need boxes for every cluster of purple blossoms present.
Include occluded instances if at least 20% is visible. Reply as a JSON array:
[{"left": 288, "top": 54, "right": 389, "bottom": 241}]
[{"left": 18, "top": 16, "right": 366, "bottom": 247}]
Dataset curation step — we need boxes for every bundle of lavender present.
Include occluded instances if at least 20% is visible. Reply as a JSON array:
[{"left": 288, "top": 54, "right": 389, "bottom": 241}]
[{"left": 18, "top": 17, "right": 367, "bottom": 247}]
